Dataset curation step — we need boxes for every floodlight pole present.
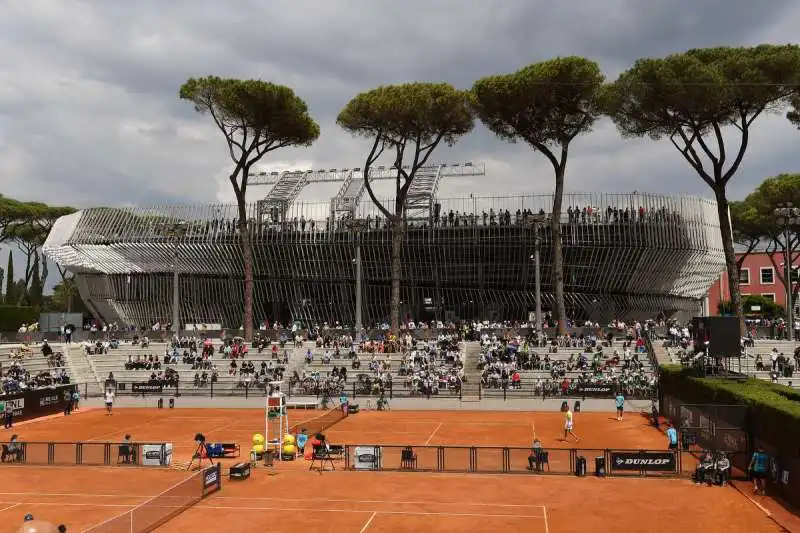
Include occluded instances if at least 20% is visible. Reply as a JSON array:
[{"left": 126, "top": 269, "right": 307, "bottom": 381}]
[
  {"left": 172, "top": 245, "right": 179, "bottom": 333},
  {"left": 164, "top": 222, "right": 188, "bottom": 336},
  {"left": 527, "top": 215, "right": 546, "bottom": 338},
  {"left": 534, "top": 233, "right": 543, "bottom": 338},
  {"left": 346, "top": 218, "right": 368, "bottom": 342},
  {"left": 355, "top": 243, "right": 363, "bottom": 340}
]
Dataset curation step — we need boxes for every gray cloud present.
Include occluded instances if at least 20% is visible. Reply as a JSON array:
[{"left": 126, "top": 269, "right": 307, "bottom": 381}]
[{"left": 0, "top": 0, "right": 798, "bottom": 214}]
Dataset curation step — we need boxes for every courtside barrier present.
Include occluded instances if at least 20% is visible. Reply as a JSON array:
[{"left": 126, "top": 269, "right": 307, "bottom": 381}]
[
  {"left": 343, "top": 444, "right": 748, "bottom": 479},
  {"left": 0, "top": 384, "right": 76, "bottom": 423},
  {"left": 0, "top": 441, "right": 173, "bottom": 467}
]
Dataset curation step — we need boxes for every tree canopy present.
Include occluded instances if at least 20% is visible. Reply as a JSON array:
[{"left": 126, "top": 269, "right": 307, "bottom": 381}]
[
  {"left": 179, "top": 76, "right": 320, "bottom": 203},
  {"left": 605, "top": 45, "right": 800, "bottom": 189},
  {"left": 788, "top": 94, "right": 800, "bottom": 128},
  {"left": 735, "top": 173, "right": 800, "bottom": 289},
  {"left": 471, "top": 56, "right": 605, "bottom": 333},
  {"left": 471, "top": 56, "right": 605, "bottom": 157},
  {"left": 604, "top": 44, "right": 800, "bottom": 328},
  {"left": 337, "top": 82, "right": 474, "bottom": 218}
]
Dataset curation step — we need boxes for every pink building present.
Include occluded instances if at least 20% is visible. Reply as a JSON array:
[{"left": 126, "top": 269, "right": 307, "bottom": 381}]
[{"left": 706, "top": 251, "right": 798, "bottom": 314}]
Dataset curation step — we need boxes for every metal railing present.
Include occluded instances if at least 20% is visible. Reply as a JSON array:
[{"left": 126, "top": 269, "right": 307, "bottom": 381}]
[
  {"left": 0, "top": 441, "right": 170, "bottom": 467},
  {"left": 79, "top": 380, "right": 656, "bottom": 402},
  {"left": 341, "top": 444, "right": 746, "bottom": 479}
]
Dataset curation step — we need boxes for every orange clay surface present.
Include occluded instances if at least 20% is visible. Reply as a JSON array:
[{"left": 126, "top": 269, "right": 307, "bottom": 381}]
[{"left": 0, "top": 407, "right": 794, "bottom": 532}]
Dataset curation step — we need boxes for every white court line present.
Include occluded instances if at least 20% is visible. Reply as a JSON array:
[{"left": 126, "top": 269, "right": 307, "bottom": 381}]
[
  {"left": 0, "top": 493, "right": 546, "bottom": 509},
  {"left": 359, "top": 511, "right": 377, "bottom": 532},
  {"left": 424, "top": 423, "right": 443, "bottom": 445},
  {"left": 738, "top": 491, "right": 772, "bottom": 516},
  {"left": 0, "top": 501, "right": 546, "bottom": 518},
  {"left": 0, "top": 502, "right": 133, "bottom": 508},
  {"left": 543, "top": 505, "right": 550, "bottom": 533},
  {"left": 0, "top": 503, "right": 21, "bottom": 513},
  {"left": 199, "top": 505, "right": 544, "bottom": 518}
]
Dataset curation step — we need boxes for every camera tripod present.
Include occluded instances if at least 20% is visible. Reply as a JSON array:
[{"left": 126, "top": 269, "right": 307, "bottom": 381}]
[{"left": 187, "top": 441, "right": 214, "bottom": 471}]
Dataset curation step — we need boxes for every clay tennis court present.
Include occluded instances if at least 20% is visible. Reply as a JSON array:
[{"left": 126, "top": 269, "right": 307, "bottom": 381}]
[{"left": 0, "top": 407, "right": 788, "bottom": 532}]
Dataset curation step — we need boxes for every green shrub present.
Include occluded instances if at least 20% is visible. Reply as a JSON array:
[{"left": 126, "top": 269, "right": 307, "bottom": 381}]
[
  {"left": 660, "top": 365, "right": 800, "bottom": 454},
  {"left": 0, "top": 305, "right": 40, "bottom": 332}
]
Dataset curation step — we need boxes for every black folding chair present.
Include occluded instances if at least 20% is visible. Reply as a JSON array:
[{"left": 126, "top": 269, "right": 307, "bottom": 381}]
[
  {"left": 400, "top": 446, "right": 417, "bottom": 469},
  {"left": 309, "top": 444, "right": 335, "bottom": 472}
]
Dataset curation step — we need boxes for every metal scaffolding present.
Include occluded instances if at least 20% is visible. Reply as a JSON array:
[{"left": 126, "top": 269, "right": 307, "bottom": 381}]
[
  {"left": 44, "top": 190, "right": 726, "bottom": 329},
  {"left": 250, "top": 162, "right": 486, "bottom": 223}
]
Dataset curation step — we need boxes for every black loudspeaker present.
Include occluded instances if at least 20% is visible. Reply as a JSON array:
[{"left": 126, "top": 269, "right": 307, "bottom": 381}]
[
  {"left": 576, "top": 456, "right": 587, "bottom": 477},
  {"left": 691, "top": 316, "right": 741, "bottom": 357}
]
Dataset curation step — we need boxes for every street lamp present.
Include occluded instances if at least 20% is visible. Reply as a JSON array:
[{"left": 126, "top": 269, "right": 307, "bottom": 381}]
[
  {"left": 526, "top": 214, "right": 547, "bottom": 338},
  {"left": 773, "top": 203, "right": 800, "bottom": 341},
  {"left": 345, "top": 218, "right": 369, "bottom": 341}
]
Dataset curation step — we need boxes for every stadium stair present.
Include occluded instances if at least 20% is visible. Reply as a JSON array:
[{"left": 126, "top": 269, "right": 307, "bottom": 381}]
[
  {"left": 460, "top": 342, "right": 483, "bottom": 402},
  {"left": 62, "top": 343, "right": 102, "bottom": 393}
]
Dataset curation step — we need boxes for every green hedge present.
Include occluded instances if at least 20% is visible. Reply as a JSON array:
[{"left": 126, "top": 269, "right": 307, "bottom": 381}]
[
  {"left": 0, "top": 305, "right": 40, "bottom": 332},
  {"left": 660, "top": 364, "right": 800, "bottom": 454}
]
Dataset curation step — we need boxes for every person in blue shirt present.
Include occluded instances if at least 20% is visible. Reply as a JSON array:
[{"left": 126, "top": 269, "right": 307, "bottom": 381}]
[
  {"left": 749, "top": 446, "right": 769, "bottom": 496},
  {"left": 614, "top": 392, "right": 625, "bottom": 421},
  {"left": 666, "top": 423, "right": 679, "bottom": 451},
  {"left": 295, "top": 428, "right": 309, "bottom": 454}
]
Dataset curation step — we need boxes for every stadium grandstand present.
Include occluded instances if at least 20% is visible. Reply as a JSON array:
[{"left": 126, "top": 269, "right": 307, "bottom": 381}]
[{"left": 42, "top": 163, "right": 726, "bottom": 329}]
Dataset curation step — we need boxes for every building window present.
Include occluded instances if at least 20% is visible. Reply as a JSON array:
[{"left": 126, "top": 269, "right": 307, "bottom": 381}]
[
  {"left": 760, "top": 267, "right": 775, "bottom": 285},
  {"left": 739, "top": 268, "right": 750, "bottom": 285},
  {"left": 761, "top": 293, "right": 775, "bottom": 302}
]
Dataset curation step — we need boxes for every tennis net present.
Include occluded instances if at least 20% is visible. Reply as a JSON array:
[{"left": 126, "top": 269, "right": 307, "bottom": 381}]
[
  {"left": 290, "top": 407, "right": 347, "bottom": 436},
  {"left": 84, "top": 463, "right": 222, "bottom": 532}
]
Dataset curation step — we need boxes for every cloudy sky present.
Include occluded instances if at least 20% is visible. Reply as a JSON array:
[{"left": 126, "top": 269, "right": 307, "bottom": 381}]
[{"left": 1, "top": 0, "right": 799, "bottom": 213}]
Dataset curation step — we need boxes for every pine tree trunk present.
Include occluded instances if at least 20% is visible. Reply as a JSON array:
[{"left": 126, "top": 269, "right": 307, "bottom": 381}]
[
  {"left": 238, "top": 210, "right": 254, "bottom": 342},
  {"left": 714, "top": 186, "right": 745, "bottom": 333},
  {"left": 552, "top": 169, "right": 567, "bottom": 334},
  {"left": 390, "top": 220, "right": 403, "bottom": 335}
]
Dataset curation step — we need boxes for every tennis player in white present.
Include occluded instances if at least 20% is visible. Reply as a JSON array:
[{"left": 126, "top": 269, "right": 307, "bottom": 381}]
[
  {"left": 563, "top": 407, "right": 580, "bottom": 442},
  {"left": 104, "top": 389, "right": 115, "bottom": 416}
]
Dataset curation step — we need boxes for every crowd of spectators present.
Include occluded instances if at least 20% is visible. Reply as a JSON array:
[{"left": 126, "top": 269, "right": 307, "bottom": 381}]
[
  {"left": 478, "top": 329, "right": 656, "bottom": 398},
  {"left": 0, "top": 341, "right": 70, "bottom": 394},
  {"left": 253, "top": 202, "right": 684, "bottom": 235}
]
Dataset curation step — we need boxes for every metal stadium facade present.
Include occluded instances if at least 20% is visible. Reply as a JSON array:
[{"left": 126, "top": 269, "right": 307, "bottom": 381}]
[{"left": 43, "top": 163, "right": 726, "bottom": 328}]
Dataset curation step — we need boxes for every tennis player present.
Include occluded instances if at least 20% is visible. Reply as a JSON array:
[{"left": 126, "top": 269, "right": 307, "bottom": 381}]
[
  {"left": 104, "top": 388, "right": 115, "bottom": 416},
  {"left": 563, "top": 407, "right": 580, "bottom": 442},
  {"left": 615, "top": 392, "right": 625, "bottom": 421}
]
